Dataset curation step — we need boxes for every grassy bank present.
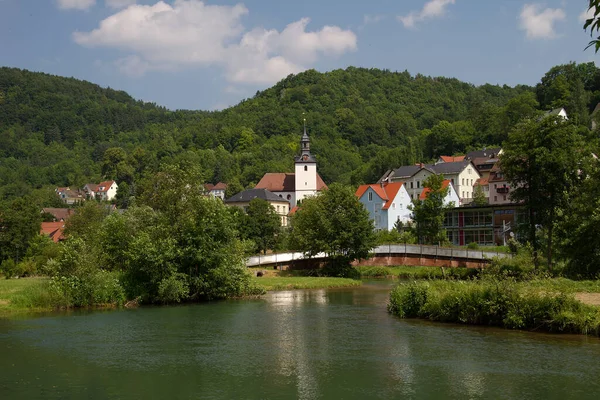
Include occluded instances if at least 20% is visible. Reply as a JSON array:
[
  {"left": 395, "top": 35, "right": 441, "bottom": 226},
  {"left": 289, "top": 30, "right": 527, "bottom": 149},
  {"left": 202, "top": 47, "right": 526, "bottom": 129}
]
[
  {"left": 0, "top": 277, "right": 55, "bottom": 317},
  {"left": 356, "top": 265, "right": 478, "bottom": 280},
  {"left": 388, "top": 279, "right": 600, "bottom": 336},
  {"left": 251, "top": 276, "right": 361, "bottom": 291}
]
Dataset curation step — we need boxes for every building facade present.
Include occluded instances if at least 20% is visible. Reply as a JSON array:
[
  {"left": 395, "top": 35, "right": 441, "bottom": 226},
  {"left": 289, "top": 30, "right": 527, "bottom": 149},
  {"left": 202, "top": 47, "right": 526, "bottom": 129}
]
[{"left": 355, "top": 182, "right": 412, "bottom": 231}]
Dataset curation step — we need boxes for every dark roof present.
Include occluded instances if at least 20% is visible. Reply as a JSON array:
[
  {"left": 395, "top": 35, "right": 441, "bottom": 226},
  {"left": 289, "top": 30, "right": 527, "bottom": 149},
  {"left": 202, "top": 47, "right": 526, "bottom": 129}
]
[
  {"left": 225, "top": 189, "right": 288, "bottom": 203},
  {"left": 429, "top": 160, "right": 472, "bottom": 174},
  {"left": 294, "top": 154, "right": 317, "bottom": 163},
  {"left": 42, "top": 208, "right": 75, "bottom": 221},
  {"left": 466, "top": 148, "right": 502, "bottom": 160},
  {"left": 545, "top": 108, "right": 565, "bottom": 116},
  {"left": 391, "top": 165, "right": 421, "bottom": 179}
]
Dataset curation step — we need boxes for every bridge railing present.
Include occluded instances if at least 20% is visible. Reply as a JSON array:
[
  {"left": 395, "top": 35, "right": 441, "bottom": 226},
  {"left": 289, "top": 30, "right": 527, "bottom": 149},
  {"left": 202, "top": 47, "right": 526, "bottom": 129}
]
[{"left": 246, "top": 245, "right": 511, "bottom": 267}]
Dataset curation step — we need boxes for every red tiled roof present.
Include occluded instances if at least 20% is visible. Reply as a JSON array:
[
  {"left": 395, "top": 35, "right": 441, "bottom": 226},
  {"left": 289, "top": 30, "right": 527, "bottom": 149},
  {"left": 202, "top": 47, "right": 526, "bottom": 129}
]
[
  {"left": 96, "top": 180, "right": 115, "bottom": 193},
  {"left": 212, "top": 182, "right": 228, "bottom": 190},
  {"left": 289, "top": 206, "right": 300, "bottom": 215},
  {"left": 40, "top": 222, "right": 65, "bottom": 243},
  {"left": 419, "top": 180, "right": 451, "bottom": 200},
  {"left": 475, "top": 178, "right": 489, "bottom": 186},
  {"left": 204, "top": 183, "right": 215, "bottom": 191},
  {"left": 355, "top": 182, "right": 405, "bottom": 210},
  {"left": 42, "top": 208, "right": 75, "bottom": 221},
  {"left": 255, "top": 173, "right": 327, "bottom": 192},
  {"left": 440, "top": 155, "right": 465, "bottom": 163}
]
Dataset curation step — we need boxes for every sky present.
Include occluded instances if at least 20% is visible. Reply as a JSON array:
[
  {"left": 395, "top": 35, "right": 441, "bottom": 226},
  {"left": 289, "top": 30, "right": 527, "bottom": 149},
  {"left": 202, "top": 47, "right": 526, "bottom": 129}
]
[{"left": 0, "top": 0, "right": 598, "bottom": 111}]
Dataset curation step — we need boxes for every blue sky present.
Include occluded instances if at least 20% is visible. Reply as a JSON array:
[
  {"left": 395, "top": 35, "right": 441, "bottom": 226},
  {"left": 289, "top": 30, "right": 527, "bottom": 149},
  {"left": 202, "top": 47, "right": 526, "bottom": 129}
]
[{"left": 0, "top": 0, "right": 597, "bottom": 110}]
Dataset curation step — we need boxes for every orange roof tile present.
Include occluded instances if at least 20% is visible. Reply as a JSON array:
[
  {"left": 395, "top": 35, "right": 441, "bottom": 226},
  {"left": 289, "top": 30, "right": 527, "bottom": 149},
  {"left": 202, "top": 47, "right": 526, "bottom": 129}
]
[
  {"left": 419, "top": 180, "right": 451, "bottom": 200},
  {"left": 96, "top": 180, "right": 116, "bottom": 193},
  {"left": 355, "top": 182, "right": 405, "bottom": 210},
  {"left": 475, "top": 178, "right": 489, "bottom": 186},
  {"left": 440, "top": 155, "right": 465, "bottom": 163},
  {"left": 40, "top": 222, "right": 65, "bottom": 243}
]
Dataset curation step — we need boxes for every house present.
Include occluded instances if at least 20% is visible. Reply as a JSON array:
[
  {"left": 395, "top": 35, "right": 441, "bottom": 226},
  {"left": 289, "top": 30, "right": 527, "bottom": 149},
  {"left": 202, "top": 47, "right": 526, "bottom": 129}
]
[
  {"left": 55, "top": 187, "right": 84, "bottom": 205},
  {"left": 473, "top": 178, "right": 490, "bottom": 203},
  {"left": 466, "top": 147, "right": 503, "bottom": 160},
  {"left": 488, "top": 164, "right": 512, "bottom": 205},
  {"left": 386, "top": 160, "right": 480, "bottom": 205},
  {"left": 419, "top": 179, "right": 460, "bottom": 207},
  {"left": 225, "top": 188, "right": 290, "bottom": 226},
  {"left": 42, "top": 208, "right": 75, "bottom": 221},
  {"left": 255, "top": 128, "right": 327, "bottom": 206},
  {"left": 436, "top": 155, "right": 465, "bottom": 164},
  {"left": 40, "top": 222, "right": 66, "bottom": 243},
  {"left": 544, "top": 107, "right": 568, "bottom": 120},
  {"left": 83, "top": 183, "right": 99, "bottom": 199},
  {"left": 355, "top": 182, "right": 412, "bottom": 231},
  {"left": 95, "top": 181, "right": 118, "bottom": 201},
  {"left": 204, "top": 182, "right": 228, "bottom": 200}
]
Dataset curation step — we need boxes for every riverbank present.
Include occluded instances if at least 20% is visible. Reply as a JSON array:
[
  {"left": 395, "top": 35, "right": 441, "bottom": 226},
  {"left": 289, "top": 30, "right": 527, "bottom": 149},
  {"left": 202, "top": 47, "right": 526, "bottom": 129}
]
[
  {"left": 388, "top": 279, "right": 600, "bottom": 336},
  {"left": 356, "top": 265, "right": 477, "bottom": 280},
  {"left": 0, "top": 277, "right": 53, "bottom": 317},
  {"left": 249, "top": 268, "right": 361, "bottom": 291}
]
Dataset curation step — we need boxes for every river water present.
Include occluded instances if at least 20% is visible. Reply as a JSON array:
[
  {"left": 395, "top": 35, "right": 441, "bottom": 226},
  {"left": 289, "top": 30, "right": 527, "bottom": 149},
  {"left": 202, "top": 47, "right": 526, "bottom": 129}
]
[{"left": 1, "top": 282, "right": 600, "bottom": 399}]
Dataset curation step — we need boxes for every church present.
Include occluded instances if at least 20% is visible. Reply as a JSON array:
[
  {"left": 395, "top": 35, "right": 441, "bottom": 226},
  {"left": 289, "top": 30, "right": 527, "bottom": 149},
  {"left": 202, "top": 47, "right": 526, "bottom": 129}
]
[{"left": 255, "top": 127, "right": 327, "bottom": 207}]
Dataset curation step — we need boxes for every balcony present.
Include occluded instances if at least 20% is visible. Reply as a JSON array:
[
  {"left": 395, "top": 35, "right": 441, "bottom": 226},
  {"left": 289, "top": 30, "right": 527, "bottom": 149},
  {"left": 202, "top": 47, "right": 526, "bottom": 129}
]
[{"left": 497, "top": 186, "right": 510, "bottom": 194}]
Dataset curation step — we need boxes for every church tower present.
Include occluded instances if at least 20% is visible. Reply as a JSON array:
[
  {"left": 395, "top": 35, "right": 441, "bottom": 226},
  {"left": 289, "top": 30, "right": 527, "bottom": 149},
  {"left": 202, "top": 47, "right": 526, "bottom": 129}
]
[{"left": 294, "top": 121, "right": 318, "bottom": 204}]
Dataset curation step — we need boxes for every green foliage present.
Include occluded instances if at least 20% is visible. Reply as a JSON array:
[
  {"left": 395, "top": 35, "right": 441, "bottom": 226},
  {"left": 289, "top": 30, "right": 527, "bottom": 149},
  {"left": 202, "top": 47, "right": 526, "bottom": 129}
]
[
  {"left": 472, "top": 184, "right": 487, "bottom": 206},
  {"left": 289, "top": 183, "right": 376, "bottom": 275},
  {"left": 157, "top": 273, "right": 189, "bottom": 304},
  {"left": 410, "top": 174, "right": 451, "bottom": 245},
  {"left": 388, "top": 279, "right": 600, "bottom": 335},
  {"left": 584, "top": 1, "right": 600, "bottom": 52},
  {"left": 374, "top": 229, "right": 418, "bottom": 245},
  {"left": 502, "top": 116, "right": 589, "bottom": 267},
  {"left": 0, "top": 197, "right": 41, "bottom": 264},
  {"left": 240, "top": 198, "right": 281, "bottom": 254}
]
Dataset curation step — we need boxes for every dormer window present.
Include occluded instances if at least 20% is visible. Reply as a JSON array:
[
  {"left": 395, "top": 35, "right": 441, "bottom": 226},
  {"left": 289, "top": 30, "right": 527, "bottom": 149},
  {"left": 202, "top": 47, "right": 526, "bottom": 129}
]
[{"left": 304, "top": 166, "right": 307, "bottom": 171}]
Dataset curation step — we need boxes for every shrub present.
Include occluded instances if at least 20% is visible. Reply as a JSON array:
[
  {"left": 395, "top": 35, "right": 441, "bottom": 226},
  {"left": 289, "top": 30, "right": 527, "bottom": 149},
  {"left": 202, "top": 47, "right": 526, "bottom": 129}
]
[
  {"left": 157, "top": 273, "right": 189, "bottom": 304},
  {"left": 388, "top": 282, "right": 429, "bottom": 317},
  {"left": 467, "top": 242, "right": 479, "bottom": 250},
  {"left": 1, "top": 259, "right": 17, "bottom": 278}
]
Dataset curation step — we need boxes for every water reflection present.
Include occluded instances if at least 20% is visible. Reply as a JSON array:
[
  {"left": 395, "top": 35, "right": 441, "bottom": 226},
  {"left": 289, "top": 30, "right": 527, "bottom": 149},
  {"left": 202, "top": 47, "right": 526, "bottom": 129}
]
[{"left": 2, "top": 284, "right": 600, "bottom": 399}]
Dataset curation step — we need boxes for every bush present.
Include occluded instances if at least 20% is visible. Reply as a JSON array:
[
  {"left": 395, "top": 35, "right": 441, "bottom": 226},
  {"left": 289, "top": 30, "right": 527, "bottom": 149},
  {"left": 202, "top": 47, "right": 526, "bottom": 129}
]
[
  {"left": 1, "top": 259, "right": 17, "bottom": 278},
  {"left": 388, "top": 280, "right": 600, "bottom": 335},
  {"left": 467, "top": 242, "right": 479, "bottom": 250},
  {"left": 157, "top": 273, "right": 189, "bottom": 303}
]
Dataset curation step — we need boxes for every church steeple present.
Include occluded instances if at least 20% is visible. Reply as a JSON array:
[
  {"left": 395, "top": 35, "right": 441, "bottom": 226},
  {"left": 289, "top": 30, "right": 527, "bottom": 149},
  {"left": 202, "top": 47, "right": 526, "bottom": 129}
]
[{"left": 301, "top": 118, "right": 311, "bottom": 155}]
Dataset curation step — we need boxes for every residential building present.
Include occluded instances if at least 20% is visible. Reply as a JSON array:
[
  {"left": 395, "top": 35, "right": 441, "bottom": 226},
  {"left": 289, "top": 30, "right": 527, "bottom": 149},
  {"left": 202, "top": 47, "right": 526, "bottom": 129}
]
[
  {"left": 488, "top": 164, "right": 512, "bottom": 205},
  {"left": 55, "top": 187, "right": 84, "bottom": 205},
  {"left": 42, "top": 208, "right": 75, "bottom": 221},
  {"left": 95, "top": 180, "right": 118, "bottom": 201},
  {"left": 40, "top": 222, "right": 66, "bottom": 243},
  {"left": 204, "top": 182, "right": 228, "bottom": 200},
  {"left": 255, "top": 128, "right": 327, "bottom": 206},
  {"left": 419, "top": 179, "right": 460, "bottom": 207},
  {"left": 436, "top": 155, "right": 465, "bottom": 164},
  {"left": 355, "top": 182, "right": 412, "bottom": 231},
  {"left": 386, "top": 160, "right": 480, "bottom": 205},
  {"left": 473, "top": 178, "right": 490, "bottom": 202},
  {"left": 465, "top": 147, "right": 503, "bottom": 160},
  {"left": 544, "top": 107, "right": 568, "bottom": 120},
  {"left": 225, "top": 188, "right": 290, "bottom": 226},
  {"left": 83, "top": 183, "right": 99, "bottom": 199}
]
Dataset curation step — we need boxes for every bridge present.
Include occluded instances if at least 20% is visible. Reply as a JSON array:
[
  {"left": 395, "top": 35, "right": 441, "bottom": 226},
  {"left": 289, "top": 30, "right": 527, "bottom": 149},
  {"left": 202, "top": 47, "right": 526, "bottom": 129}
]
[{"left": 246, "top": 244, "right": 512, "bottom": 270}]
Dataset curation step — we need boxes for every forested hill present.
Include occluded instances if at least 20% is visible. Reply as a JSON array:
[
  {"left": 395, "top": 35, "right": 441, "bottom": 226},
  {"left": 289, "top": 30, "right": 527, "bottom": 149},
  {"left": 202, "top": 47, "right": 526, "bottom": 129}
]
[{"left": 0, "top": 63, "right": 597, "bottom": 204}]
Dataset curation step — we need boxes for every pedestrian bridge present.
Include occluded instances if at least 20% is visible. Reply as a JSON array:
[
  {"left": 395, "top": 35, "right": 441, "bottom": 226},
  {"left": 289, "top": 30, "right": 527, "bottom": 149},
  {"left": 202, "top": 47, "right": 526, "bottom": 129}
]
[{"left": 246, "top": 244, "right": 512, "bottom": 269}]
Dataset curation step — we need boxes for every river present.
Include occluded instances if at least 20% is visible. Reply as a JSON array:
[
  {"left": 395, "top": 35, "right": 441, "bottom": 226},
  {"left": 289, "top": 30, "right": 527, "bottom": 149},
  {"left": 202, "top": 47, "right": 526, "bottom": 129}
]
[{"left": 1, "top": 282, "right": 600, "bottom": 399}]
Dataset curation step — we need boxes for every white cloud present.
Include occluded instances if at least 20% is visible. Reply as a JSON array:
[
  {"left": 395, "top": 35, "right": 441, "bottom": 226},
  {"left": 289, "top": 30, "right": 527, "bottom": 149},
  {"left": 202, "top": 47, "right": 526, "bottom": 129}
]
[
  {"left": 105, "top": 0, "right": 136, "bottom": 9},
  {"left": 579, "top": 7, "right": 595, "bottom": 23},
  {"left": 363, "top": 14, "right": 384, "bottom": 25},
  {"left": 519, "top": 4, "right": 565, "bottom": 39},
  {"left": 57, "top": 0, "right": 96, "bottom": 10},
  {"left": 73, "top": 0, "right": 357, "bottom": 85},
  {"left": 398, "top": 0, "right": 455, "bottom": 29}
]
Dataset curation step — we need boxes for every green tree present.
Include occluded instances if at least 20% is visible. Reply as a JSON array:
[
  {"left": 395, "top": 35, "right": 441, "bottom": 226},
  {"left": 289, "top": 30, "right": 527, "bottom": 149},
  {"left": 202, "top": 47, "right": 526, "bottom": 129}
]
[
  {"left": 242, "top": 198, "right": 281, "bottom": 254},
  {"left": 289, "top": 183, "right": 375, "bottom": 276},
  {"left": 410, "top": 174, "right": 451, "bottom": 245},
  {"left": 584, "top": 0, "right": 600, "bottom": 52},
  {"left": 472, "top": 184, "right": 488, "bottom": 206},
  {"left": 501, "top": 116, "right": 587, "bottom": 268},
  {"left": 0, "top": 198, "right": 41, "bottom": 264}
]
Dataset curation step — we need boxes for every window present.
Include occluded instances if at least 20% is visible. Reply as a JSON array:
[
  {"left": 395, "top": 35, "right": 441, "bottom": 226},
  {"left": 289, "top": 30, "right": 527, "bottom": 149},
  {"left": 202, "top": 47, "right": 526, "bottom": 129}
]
[
  {"left": 368, "top": 192, "right": 373, "bottom": 201},
  {"left": 451, "top": 178, "right": 454, "bottom": 185},
  {"left": 494, "top": 196, "right": 498, "bottom": 202},
  {"left": 417, "top": 181, "right": 420, "bottom": 188},
  {"left": 287, "top": 194, "right": 291, "bottom": 200},
  {"left": 410, "top": 182, "right": 413, "bottom": 189},
  {"left": 304, "top": 166, "right": 307, "bottom": 171},
  {"left": 462, "top": 191, "right": 465, "bottom": 198},
  {"left": 471, "top": 179, "right": 473, "bottom": 186},
  {"left": 305, "top": 182, "right": 307, "bottom": 186},
  {"left": 494, "top": 184, "right": 497, "bottom": 189},
  {"left": 468, "top": 169, "right": 471, "bottom": 175},
  {"left": 277, "top": 205, "right": 280, "bottom": 212},
  {"left": 392, "top": 203, "right": 395, "bottom": 209},
  {"left": 503, "top": 195, "right": 507, "bottom": 201},
  {"left": 462, "top": 178, "right": 464, "bottom": 185}
]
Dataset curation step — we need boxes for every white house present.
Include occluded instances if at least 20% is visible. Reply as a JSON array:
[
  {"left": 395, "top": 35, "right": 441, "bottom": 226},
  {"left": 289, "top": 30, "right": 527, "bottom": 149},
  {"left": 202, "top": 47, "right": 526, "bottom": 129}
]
[
  {"left": 95, "top": 180, "right": 118, "bottom": 201},
  {"left": 418, "top": 179, "right": 460, "bottom": 207},
  {"left": 204, "top": 182, "right": 228, "bottom": 200},
  {"left": 355, "top": 182, "right": 412, "bottom": 231},
  {"left": 386, "top": 160, "right": 480, "bottom": 205},
  {"left": 255, "top": 128, "right": 327, "bottom": 206}
]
